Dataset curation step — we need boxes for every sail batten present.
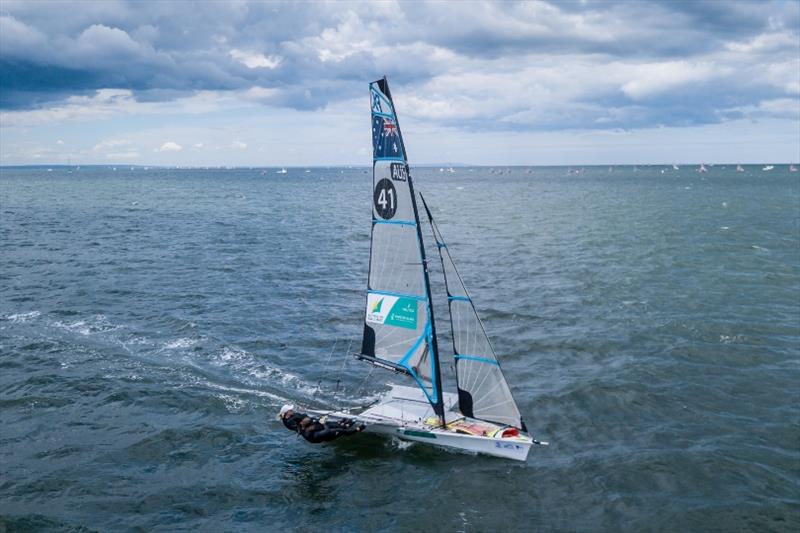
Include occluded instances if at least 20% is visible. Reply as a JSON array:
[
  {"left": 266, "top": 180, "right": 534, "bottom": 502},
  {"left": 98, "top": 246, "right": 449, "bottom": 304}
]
[{"left": 362, "top": 77, "right": 444, "bottom": 420}]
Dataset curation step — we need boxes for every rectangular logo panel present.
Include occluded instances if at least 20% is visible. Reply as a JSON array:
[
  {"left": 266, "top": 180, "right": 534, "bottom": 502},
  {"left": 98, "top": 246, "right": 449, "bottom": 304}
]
[{"left": 366, "top": 293, "right": 418, "bottom": 330}]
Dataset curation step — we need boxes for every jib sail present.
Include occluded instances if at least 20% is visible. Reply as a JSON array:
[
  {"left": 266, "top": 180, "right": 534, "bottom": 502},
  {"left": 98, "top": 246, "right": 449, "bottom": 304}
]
[
  {"left": 359, "top": 77, "right": 444, "bottom": 418},
  {"left": 419, "top": 193, "right": 525, "bottom": 430}
]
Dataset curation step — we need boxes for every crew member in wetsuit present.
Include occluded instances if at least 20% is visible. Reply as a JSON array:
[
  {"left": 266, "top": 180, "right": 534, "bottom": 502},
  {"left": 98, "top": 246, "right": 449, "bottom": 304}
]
[{"left": 278, "top": 404, "right": 364, "bottom": 443}]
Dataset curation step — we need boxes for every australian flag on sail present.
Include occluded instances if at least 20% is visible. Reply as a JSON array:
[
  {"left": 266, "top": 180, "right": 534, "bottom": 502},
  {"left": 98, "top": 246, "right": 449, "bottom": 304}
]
[{"left": 370, "top": 83, "right": 406, "bottom": 161}]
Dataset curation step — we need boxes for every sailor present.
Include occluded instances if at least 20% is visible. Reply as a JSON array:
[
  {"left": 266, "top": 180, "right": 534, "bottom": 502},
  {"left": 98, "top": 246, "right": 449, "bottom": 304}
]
[{"left": 278, "top": 404, "right": 365, "bottom": 443}]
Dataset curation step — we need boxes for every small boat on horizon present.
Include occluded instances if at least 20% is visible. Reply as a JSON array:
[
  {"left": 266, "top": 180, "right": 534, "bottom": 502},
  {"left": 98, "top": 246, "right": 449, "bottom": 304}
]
[
  {"left": 762, "top": 165, "right": 774, "bottom": 171},
  {"left": 736, "top": 164, "right": 745, "bottom": 172},
  {"left": 697, "top": 164, "right": 708, "bottom": 173},
  {"left": 276, "top": 168, "right": 288, "bottom": 174},
  {"left": 790, "top": 164, "right": 797, "bottom": 172}
]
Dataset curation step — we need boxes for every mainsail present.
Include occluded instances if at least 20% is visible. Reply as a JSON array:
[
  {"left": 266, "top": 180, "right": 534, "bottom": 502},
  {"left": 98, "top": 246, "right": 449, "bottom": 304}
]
[
  {"left": 420, "top": 194, "right": 526, "bottom": 430},
  {"left": 359, "top": 77, "right": 444, "bottom": 419}
]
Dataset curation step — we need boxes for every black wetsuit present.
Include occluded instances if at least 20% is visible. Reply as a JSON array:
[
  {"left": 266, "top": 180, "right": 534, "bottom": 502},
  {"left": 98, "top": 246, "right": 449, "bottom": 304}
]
[{"left": 282, "top": 412, "right": 361, "bottom": 443}]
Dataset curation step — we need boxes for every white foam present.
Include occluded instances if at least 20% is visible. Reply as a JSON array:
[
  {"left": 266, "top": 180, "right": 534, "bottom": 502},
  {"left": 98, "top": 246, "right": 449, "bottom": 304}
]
[
  {"left": 216, "top": 393, "right": 247, "bottom": 413},
  {"left": 52, "top": 314, "right": 119, "bottom": 336},
  {"left": 720, "top": 334, "right": 745, "bottom": 344},
  {"left": 390, "top": 436, "right": 416, "bottom": 450},
  {"left": 202, "top": 380, "right": 285, "bottom": 403},
  {"left": 163, "top": 337, "right": 199, "bottom": 350},
  {"left": 212, "top": 346, "right": 318, "bottom": 397},
  {"left": 2, "top": 311, "right": 41, "bottom": 323}
]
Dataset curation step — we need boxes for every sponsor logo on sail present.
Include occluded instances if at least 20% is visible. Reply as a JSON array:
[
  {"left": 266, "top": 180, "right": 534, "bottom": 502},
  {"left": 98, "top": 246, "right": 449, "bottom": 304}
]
[{"left": 366, "top": 293, "right": 418, "bottom": 330}]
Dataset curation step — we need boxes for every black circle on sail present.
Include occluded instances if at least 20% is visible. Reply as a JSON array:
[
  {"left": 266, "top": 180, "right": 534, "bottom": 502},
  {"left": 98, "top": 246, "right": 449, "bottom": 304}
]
[{"left": 373, "top": 179, "right": 398, "bottom": 219}]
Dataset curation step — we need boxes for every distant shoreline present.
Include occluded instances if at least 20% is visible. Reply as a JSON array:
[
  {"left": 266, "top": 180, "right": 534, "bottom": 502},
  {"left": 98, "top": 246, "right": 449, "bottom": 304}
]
[{"left": 2, "top": 163, "right": 798, "bottom": 169}]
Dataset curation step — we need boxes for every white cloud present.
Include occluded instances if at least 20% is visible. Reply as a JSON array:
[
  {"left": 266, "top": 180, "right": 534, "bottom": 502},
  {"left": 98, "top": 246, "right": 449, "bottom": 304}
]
[
  {"left": 0, "top": 15, "right": 48, "bottom": 59},
  {"left": 725, "top": 31, "right": 798, "bottom": 54},
  {"left": 231, "top": 140, "right": 247, "bottom": 149},
  {"left": 157, "top": 141, "right": 182, "bottom": 152},
  {"left": 229, "top": 49, "right": 281, "bottom": 69},
  {"left": 56, "top": 139, "right": 64, "bottom": 145},
  {"left": 70, "top": 24, "right": 150, "bottom": 67},
  {"left": 620, "top": 61, "right": 723, "bottom": 100}
]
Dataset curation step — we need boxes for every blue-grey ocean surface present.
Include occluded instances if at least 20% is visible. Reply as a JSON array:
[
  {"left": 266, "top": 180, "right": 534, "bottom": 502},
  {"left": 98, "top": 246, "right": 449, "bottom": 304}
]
[{"left": 1, "top": 165, "right": 798, "bottom": 532}]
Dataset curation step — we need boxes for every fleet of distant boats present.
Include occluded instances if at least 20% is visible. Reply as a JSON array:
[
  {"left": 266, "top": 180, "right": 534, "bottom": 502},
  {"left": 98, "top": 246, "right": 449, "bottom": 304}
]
[{"left": 37, "top": 164, "right": 800, "bottom": 174}]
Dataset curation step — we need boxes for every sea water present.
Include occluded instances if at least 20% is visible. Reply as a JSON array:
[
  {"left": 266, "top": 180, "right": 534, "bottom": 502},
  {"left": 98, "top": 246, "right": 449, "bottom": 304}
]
[{"left": 1, "top": 165, "right": 798, "bottom": 530}]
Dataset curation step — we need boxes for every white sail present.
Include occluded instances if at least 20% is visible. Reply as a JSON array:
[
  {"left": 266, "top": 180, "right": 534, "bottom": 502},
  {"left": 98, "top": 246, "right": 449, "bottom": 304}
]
[{"left": 420, "top": 194, "right": 525, "bottom": 430}]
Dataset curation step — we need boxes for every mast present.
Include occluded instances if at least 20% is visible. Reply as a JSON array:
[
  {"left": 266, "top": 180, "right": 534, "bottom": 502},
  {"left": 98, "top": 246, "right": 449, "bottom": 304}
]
[{"left": 359, "top": 77, "right": 444, "bottom": 423}]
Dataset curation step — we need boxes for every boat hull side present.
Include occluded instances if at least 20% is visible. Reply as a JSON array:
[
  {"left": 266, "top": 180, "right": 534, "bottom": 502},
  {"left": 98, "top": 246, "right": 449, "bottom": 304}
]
[{"left": 365, "top": 423, "right": 531, "bottom": 461}]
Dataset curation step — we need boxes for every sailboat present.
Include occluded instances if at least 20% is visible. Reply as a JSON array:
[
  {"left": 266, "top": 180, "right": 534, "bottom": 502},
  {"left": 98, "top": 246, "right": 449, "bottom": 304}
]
[
  {"left": 310, "top": 78, "right": 541, "bottom": 461},
  {"left": 736, "top": 164, "right": 745, "bottom": 172}
]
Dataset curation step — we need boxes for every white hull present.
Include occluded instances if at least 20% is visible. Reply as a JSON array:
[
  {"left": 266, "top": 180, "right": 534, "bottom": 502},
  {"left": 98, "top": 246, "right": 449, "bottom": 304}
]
[
  {"left": 366, "top": 422, "right": 532, "bottom": 461},
  {"left": 312, "top": 385, "right": 536, "bottom": 461}
]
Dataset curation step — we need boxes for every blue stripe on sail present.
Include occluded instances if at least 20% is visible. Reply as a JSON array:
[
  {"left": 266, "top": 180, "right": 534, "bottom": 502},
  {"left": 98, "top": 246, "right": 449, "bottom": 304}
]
[
  {"left": 368, "top": 289, "right": 426, "bottom": 301},
  {"left": 374, "top": 156, "right": 406, "bottom": 161},
  {"left": 396, "top": 323, "right": 438, "bottom": 406},
  {"left": 373, "top": 219, "right": 416, "bottom": 226},
  {"left": 407, "top": 368, "right": 437, "bottom": 406},
  {"left": 448, "top": 295, "right": 471, "bottom": 302},
  {"left": 455, "top": 354, "right": 499, "bottom": 366},
  {"left": 372, "top": 111, "right": 395, "bottom": 119},
  {"left": 398, "top": 323, "right": 430, "bottom": 366}
]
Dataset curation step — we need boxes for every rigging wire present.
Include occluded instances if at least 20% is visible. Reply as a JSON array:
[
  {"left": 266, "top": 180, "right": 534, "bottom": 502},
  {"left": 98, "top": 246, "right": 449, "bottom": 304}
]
[{"left": 314, "top": 338, "right": 338, "bottom": 397}]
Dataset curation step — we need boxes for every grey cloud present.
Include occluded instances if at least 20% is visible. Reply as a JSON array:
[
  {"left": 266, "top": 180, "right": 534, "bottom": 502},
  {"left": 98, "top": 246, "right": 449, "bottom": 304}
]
[{"left": 0, "top": 0, "right": 797, "bottom": 133}]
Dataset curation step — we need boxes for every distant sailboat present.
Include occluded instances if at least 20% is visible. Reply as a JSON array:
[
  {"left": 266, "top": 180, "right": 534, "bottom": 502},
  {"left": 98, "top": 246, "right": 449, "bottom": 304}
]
[
  {"left": 736, "top": 164, "right": 745, "bottom": 172},
  {"left": 309, "top": 77, "right": 542, "bottom": 461},
  {"left": 672, "top": 164, "right": 679, "bottom": 170},
  {"left": 697, "top": 164, "right": 708, "bottom": 173},
  {"left": 762, "top": 165, "right": 774, "bottom": 171},
  {"left": 277, "top": 168, "right": 288, "bottom": 174},
  {"left": 789, "top": 164, "right": 797, "bottom": 172}
]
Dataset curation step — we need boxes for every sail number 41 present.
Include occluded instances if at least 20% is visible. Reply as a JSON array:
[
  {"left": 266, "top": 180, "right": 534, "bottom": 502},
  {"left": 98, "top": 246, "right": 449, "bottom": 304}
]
[{"left": 374, "top": 178, "right": 397, "bottom": 219}]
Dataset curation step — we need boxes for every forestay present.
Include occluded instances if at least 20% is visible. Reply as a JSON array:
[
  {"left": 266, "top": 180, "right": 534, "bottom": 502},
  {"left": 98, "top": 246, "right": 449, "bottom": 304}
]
[
  {"left": 419, "top": 194, "right": 526, "bottom": 430},
  {"left": 359, "top": 78, "right": 444, "bottom": 418}
]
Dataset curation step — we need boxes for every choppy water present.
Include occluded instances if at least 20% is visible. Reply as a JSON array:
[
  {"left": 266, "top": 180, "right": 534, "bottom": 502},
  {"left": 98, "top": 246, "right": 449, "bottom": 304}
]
[{"left": 1, "top": 165, "right": 798, "bottom": 531}]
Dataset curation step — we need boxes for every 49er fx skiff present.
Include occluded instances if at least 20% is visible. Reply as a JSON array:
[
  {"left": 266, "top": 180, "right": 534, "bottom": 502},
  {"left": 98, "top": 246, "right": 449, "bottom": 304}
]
[{"left": 311, "top": 77, "right": 546, "bottom": 461}]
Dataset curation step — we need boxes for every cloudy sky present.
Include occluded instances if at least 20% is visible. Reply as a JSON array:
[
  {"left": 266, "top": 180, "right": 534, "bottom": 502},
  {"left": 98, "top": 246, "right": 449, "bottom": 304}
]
[{"left": 1, "top": 0, "right": 798, "bottom": 166}]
